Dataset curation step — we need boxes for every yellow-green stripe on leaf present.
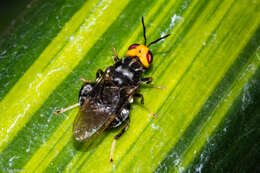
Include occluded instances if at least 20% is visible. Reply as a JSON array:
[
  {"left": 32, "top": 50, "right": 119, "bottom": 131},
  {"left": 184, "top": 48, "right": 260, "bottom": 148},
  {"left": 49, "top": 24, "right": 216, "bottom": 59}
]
[{"left": 0, "top": 0, "right": 259, "bottom": 172}]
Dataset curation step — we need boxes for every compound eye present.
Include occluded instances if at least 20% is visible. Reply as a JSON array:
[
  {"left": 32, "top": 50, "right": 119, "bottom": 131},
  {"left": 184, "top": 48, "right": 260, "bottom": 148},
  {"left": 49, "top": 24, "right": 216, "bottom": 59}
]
[
  {"left": 128, "top": 44, "right": 139, "bottom": 50},
  {"left": 146, "top": 50, "right": 153, "bottom": 64}
]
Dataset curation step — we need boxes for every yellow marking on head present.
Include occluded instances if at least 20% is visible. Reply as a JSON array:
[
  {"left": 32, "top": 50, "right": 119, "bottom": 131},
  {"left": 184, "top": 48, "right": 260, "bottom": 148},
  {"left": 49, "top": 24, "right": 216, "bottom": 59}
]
[{"left": 126, "top": 44, "right": 150, "bottom": 68}]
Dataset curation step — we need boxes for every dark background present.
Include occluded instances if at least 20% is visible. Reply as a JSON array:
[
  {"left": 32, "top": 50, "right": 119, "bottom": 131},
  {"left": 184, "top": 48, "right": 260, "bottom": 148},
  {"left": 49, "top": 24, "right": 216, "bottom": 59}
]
[{"left": 0, "top": 0, "right": 31, "bottom": 34}]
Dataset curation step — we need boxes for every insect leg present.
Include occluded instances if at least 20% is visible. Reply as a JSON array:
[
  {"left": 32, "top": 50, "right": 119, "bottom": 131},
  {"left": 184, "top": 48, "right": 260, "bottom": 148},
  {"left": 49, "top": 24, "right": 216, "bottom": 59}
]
[
  {"left": 141, "top": 77, "right": 152, "bottom": 84},
  {"left": 96, "top": 69, "right": 104, "bottom": 80},
  {"left": 112, "top": 47, "right": 119, "bottom": 62},
  {"left": 139, "top": 104, "right": 158, "bottom": 119},
  {"left": 134, "top": 93, "right": 144, "bottom": 104},
  {"left": 134, "top": 93, "right": 158, "bottom": 118},
  {"left": 53, "top": 103, "right": 80, "bottom": 115},
  {"left": 110, "top": 118, "right": 130, "bottom": 162},
  {"left": 80, "top": 77, "right": 95, "bottom": 83},
  {"left": 141, "top": 77, "right": 166, "bottom": 89}
]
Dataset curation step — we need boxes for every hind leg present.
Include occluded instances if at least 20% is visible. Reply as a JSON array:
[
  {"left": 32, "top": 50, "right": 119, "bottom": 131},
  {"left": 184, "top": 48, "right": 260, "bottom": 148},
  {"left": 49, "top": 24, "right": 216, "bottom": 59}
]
[
  {"left": 53, "top": 103, "right": 80, "bottom": 115},
  {"left": 109, "top": 103, "right": 131, "bottom": 162},
  {"left": 110, "top": 117, "right": 130, "bottom": 162}
]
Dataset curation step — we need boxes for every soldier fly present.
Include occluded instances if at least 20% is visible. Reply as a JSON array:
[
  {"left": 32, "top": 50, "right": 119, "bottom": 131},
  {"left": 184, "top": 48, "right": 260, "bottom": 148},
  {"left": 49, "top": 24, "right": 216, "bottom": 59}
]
[{"left": 54, "top": 17, "right": 170, "bottom": 162}]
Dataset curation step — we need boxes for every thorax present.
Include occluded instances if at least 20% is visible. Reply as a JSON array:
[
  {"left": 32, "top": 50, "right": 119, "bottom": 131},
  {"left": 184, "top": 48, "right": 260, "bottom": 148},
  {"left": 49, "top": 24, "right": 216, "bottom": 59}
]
[{"left": 105, "top": 57, "right": 145, "bottom": 86}]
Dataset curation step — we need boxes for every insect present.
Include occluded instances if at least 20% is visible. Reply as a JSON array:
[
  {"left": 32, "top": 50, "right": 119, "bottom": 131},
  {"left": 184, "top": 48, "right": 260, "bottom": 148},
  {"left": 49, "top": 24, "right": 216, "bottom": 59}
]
[{"left": 54, "top": 17, "right": 170, "bottom": 162}]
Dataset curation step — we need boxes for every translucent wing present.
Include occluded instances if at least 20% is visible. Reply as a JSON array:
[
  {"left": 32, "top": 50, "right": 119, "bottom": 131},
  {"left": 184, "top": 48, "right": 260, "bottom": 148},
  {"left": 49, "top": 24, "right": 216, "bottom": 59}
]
[{"left": 73, "top": 99, "right": 115, "bottom": 142}]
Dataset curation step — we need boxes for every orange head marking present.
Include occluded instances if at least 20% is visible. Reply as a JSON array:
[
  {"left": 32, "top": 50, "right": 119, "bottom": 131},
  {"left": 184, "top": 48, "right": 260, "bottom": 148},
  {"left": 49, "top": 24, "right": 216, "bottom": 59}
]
[
  {"left": 126, "top": 44, "right": 153, "bottom": 68},
  {"left": 125, "top": 17, "right": 170, "bottom": 68}
]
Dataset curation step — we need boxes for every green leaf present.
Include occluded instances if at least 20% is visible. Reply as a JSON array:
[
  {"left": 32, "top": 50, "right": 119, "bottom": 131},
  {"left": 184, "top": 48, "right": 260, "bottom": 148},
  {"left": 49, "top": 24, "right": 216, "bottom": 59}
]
[{"left": 0, "top": 0, "right": 259, "bottom": 172}]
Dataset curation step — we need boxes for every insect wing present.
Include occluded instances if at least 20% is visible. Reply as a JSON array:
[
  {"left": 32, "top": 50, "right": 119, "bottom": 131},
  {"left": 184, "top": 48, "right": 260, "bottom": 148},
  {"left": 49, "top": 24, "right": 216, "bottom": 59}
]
[{"left": 73, "top": 99, "right": 114, "bottom": 142}]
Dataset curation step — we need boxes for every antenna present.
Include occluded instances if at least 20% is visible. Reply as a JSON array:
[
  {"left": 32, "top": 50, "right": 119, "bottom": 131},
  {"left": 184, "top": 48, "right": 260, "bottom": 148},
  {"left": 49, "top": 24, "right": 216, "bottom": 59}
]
[
  {"left": 142, "top": 16, "right": 170, "bottom": 47},
  {"left": 142, "top": 16, "right": 147, "bottom": 45},
  {"left": 147, "top": 34, "right": 170, "bottom": 47}
]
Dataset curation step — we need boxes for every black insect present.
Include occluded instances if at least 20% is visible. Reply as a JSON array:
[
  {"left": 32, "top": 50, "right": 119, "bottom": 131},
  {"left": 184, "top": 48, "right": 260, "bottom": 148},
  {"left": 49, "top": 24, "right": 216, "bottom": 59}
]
[{"left": 54, "top": 17, "right": 170, "bottom": 162}]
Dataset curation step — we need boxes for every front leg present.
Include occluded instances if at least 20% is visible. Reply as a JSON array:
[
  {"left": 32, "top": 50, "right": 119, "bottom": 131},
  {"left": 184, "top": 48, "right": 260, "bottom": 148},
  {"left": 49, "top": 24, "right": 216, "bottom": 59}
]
[{"left": 112, "top": 47, "right": 120, "bottom": 63}]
